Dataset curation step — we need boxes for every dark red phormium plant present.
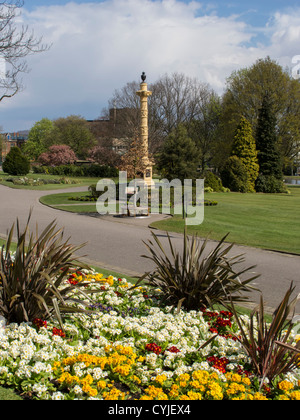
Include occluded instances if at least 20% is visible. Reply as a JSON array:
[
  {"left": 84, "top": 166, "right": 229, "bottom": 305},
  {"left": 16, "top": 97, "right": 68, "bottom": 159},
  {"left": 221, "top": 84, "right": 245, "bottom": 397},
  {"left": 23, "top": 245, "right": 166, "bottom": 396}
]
[{"left": 231, "top": 282, "right": 300, "bottom": 386}]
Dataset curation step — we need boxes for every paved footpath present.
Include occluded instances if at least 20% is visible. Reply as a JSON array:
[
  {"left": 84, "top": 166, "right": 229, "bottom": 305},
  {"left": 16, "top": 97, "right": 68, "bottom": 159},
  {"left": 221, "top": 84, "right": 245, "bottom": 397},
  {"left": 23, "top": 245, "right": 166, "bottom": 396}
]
[{"left": 0, "top": 184, "right": 299, "bottom": 313}]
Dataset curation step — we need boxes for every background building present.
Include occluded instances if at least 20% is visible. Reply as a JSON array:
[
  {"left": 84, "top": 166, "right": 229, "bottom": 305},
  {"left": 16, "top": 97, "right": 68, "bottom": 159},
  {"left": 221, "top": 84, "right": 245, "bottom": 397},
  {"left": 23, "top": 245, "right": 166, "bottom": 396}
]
[
  {"left": 1, "top": 130, "right": 29, "bottom": 163},
  {"left": 87, "top": 108, "right": 134, "bottom": 155}
]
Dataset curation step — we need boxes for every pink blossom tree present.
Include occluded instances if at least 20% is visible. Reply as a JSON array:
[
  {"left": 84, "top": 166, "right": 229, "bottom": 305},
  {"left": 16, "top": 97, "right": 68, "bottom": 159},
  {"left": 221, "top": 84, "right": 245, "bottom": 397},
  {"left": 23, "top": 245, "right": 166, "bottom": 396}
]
[{"left": 38, "top": 145, "right": 77, "bottom": 166}]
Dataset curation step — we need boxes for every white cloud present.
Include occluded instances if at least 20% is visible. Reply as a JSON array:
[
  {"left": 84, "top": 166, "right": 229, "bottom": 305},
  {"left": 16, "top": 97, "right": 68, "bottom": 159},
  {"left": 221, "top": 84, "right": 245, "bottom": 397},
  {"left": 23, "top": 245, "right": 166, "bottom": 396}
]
[
  {"left": 266, "top": 9, "right": 300, "bottom": 67},
  {"left": 24, "top": 0, "right": 256, "bottom": 89},
  {"left": 1, "top": 0, "right": 300, "bottom": 131}
]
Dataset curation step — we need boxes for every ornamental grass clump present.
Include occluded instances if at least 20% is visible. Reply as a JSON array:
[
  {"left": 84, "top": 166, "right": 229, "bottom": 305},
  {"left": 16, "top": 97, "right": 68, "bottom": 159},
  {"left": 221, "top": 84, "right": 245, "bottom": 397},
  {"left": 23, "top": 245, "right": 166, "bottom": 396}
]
[
  {"left": 232, "top": 282, "right": 300, "bottom": 386},
  {"left": 0, "top": 211, "right": 93, "bottom": 325},
  {"left": 135, "top": 228, "right": 259, "bottom": 311}
]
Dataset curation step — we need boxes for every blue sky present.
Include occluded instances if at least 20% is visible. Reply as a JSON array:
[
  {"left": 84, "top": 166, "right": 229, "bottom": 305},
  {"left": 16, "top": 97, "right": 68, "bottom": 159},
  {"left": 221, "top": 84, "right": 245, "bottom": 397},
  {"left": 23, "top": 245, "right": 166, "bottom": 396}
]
[
  {"left": 1, "top": 0, "right": 300, "bottom": 132},
  {"left": 24, "top": 0, "right": 297, "bottom": 26}
]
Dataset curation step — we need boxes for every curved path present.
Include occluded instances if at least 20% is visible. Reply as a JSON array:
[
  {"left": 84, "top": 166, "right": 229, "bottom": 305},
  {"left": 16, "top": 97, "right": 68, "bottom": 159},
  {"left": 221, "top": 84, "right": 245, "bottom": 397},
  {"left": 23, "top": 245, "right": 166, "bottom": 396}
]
[{"left": 0, "top": 184, "right": 299, "bottom": 313}]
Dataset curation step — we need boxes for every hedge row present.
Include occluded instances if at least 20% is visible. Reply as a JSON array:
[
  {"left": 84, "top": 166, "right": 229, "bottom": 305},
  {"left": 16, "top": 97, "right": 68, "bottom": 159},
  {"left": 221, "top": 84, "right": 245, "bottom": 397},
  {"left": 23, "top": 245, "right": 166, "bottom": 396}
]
[{"left": 32, "top": 164, "right": 119, "bottom": 178}]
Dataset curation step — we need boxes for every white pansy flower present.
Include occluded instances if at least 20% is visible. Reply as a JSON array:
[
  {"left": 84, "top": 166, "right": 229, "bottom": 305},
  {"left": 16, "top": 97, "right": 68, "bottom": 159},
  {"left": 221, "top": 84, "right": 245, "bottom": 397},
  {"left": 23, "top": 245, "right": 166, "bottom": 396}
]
[{"left": 51, "top": 392, "right": 65, "bottom": 400}]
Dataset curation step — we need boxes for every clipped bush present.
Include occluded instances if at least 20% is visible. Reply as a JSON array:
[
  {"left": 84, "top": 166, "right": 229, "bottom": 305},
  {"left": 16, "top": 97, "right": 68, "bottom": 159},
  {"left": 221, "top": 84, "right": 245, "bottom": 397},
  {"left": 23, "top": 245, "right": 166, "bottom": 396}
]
[
  {"left": 33, "top": 163, "right": 118, "bottom": 178},
  {"left": 204, "top": 200, "right": 218, "bottom": 206},
  {"left": 220, "top": 156, "right": 249, "bottom": 193},
  {"left": 204, "top": 186, "right": 214, "bottom": 193},
  {"left": 255, "top": 174, "right": 286, "bottom": 194},
  {"left": 83, "top": 163, "right": 119, "bottom": 178},
  {"left": 88, "top": 184, "right": 101, "bottom": 200},
  {"left": 2, "top": 147, "right": 30, "bottom": 176},
  {"left": 203, "top": 171, "right": 223, "bottom": 192}
]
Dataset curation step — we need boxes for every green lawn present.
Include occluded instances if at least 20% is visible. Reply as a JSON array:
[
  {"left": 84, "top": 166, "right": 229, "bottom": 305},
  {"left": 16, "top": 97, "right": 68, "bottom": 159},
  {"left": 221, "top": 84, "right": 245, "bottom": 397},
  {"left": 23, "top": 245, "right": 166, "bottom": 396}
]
[
  {"left": 150, "top": 186, "right": 300, "bottom": 255},
  {"left": 39, "top": 191, "right": 91, "bottom": 205},
  {"left": 0, "top": 386, "right": 23, "bottom": 401},
  {"left": 39, "top": 192, "right": 98, "bottom": 213},
  {"left": 0, "top": 237, "right": 17, "bottom": 252},
  {"left": 40, "top": 191, "right": 121, "bottom": 214}
]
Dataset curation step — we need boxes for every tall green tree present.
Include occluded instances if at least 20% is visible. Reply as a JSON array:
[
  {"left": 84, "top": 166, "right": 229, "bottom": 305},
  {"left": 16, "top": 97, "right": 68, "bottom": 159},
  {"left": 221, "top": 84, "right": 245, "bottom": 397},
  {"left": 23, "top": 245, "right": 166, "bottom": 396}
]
[
  {"left": 23, "top": 118, "right": 54, "bottom": 160},
  {"left": 188, "top": 92, "right": 221, "bottom": 172},
  {"left": 278, "top": 78, "right": 300, "bottom": 174},
  {"left": 219, "top": 57, "right": 300, "bottom": 170},
  {"left": 231, "top": 116, "right": 259, "bottom": 192},
  {"left": 156, "top": 124, "right": 201, "bottom": 181},
  {"left": 44, "top": 115, "right": 96, "bottom": 159},
  {"left": 256, "top": 92, "right": 282, "bottom": 180}
]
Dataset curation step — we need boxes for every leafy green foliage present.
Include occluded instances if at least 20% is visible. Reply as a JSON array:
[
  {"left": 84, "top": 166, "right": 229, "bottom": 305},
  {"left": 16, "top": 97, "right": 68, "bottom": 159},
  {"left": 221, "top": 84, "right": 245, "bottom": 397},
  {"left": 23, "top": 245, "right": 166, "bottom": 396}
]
[
  {"left": 0, "top": 386, "right": 22, "bottom": 400},
  {"left": 157, "top": 124, "right": 201, "bottom": 181},
  {"left": 256, "top": 92, "right": 282, "bottom": 181},
  {"left": 0, "top": 211, "right": 94, "bottom": 325},
  {"left": 188, "top": 92, "right": 221, "bottom": 172},
  {"left": 232, "top": 283, "right": 300, "bottom": 385},
  {"left": 231, "top": 116, "right": 259, "bottom": 192},
  {"left": 2, "top": 147, "right": 30, "bottom": 176},
  {"left": 33, "top": 163, "right": 118, "bottom": 178},
  {"left": 135, "top": 228, "right": 259, "bottom": 311},
  {"left": 255, "top": 174, "right": 286, "bottom": 194},
  {"left": 44, "top": 115, "right": 96, "bottom": 159},
  {"left": 23, "top": 118, "right": 53, "bottom": 160},
  {"left": 220, "top": 57, "right": 299, "bottom": 168},
  {"left": 203, "top": 171, "right": 223, "bottom": 192},
  {"left": 220, "top": 156, "right": 249, "bottom": 193}
]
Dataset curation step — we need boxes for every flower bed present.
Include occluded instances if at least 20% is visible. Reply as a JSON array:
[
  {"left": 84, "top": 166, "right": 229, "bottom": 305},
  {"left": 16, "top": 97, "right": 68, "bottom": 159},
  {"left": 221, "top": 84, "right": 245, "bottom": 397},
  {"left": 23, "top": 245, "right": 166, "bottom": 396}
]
[
  {"left": 0, "top": 270, "right": 300, "bottom": 400},
  {"left": 4, "top": 176, "right": 78, "bottom": 186}
]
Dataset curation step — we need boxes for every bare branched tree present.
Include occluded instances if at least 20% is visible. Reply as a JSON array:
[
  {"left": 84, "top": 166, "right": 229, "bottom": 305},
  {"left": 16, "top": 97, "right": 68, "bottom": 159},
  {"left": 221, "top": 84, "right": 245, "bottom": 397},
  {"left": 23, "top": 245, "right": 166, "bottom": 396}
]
[
  {"left": 0, "top": 0, "right": 49, "bottom": 102},
  {"left": 106, "top": 73, "right": 216, "bottom": 153},
  {"left": 151, "top": 73, "right": 210, "bottom": 136}
]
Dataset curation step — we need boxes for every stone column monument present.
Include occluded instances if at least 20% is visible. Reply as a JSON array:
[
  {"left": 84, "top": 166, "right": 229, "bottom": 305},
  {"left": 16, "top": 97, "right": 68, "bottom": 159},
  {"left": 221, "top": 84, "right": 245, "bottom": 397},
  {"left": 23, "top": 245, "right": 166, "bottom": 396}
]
[{"left": 136, "top": 72, "right": 153, "bottom": 186}]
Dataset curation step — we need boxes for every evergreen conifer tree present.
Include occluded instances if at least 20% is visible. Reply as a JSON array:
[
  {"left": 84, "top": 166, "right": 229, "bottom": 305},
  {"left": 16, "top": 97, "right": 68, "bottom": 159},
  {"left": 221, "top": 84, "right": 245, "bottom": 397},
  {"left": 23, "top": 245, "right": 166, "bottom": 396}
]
[
  {"left": 2, "top": 147, "right": 30, "bottom": 176},
  {"left": 157, "top": 124, "right": 200, "bottom": 181},
  {"left": 231, "top": 116, "right": 259, "bottom": 192},
  {"left": 256, "top": 92, "right": 282, "bottom": 180},
  {"left": 220, "top": 156, "right": 249, "bottom": 193}
]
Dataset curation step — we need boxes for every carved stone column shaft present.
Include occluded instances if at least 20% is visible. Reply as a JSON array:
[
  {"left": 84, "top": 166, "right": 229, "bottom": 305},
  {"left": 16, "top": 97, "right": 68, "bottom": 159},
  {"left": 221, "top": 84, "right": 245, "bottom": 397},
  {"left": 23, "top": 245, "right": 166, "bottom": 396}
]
[{"left": 136, "top": 77, "right": 153, "bottom": 186}]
